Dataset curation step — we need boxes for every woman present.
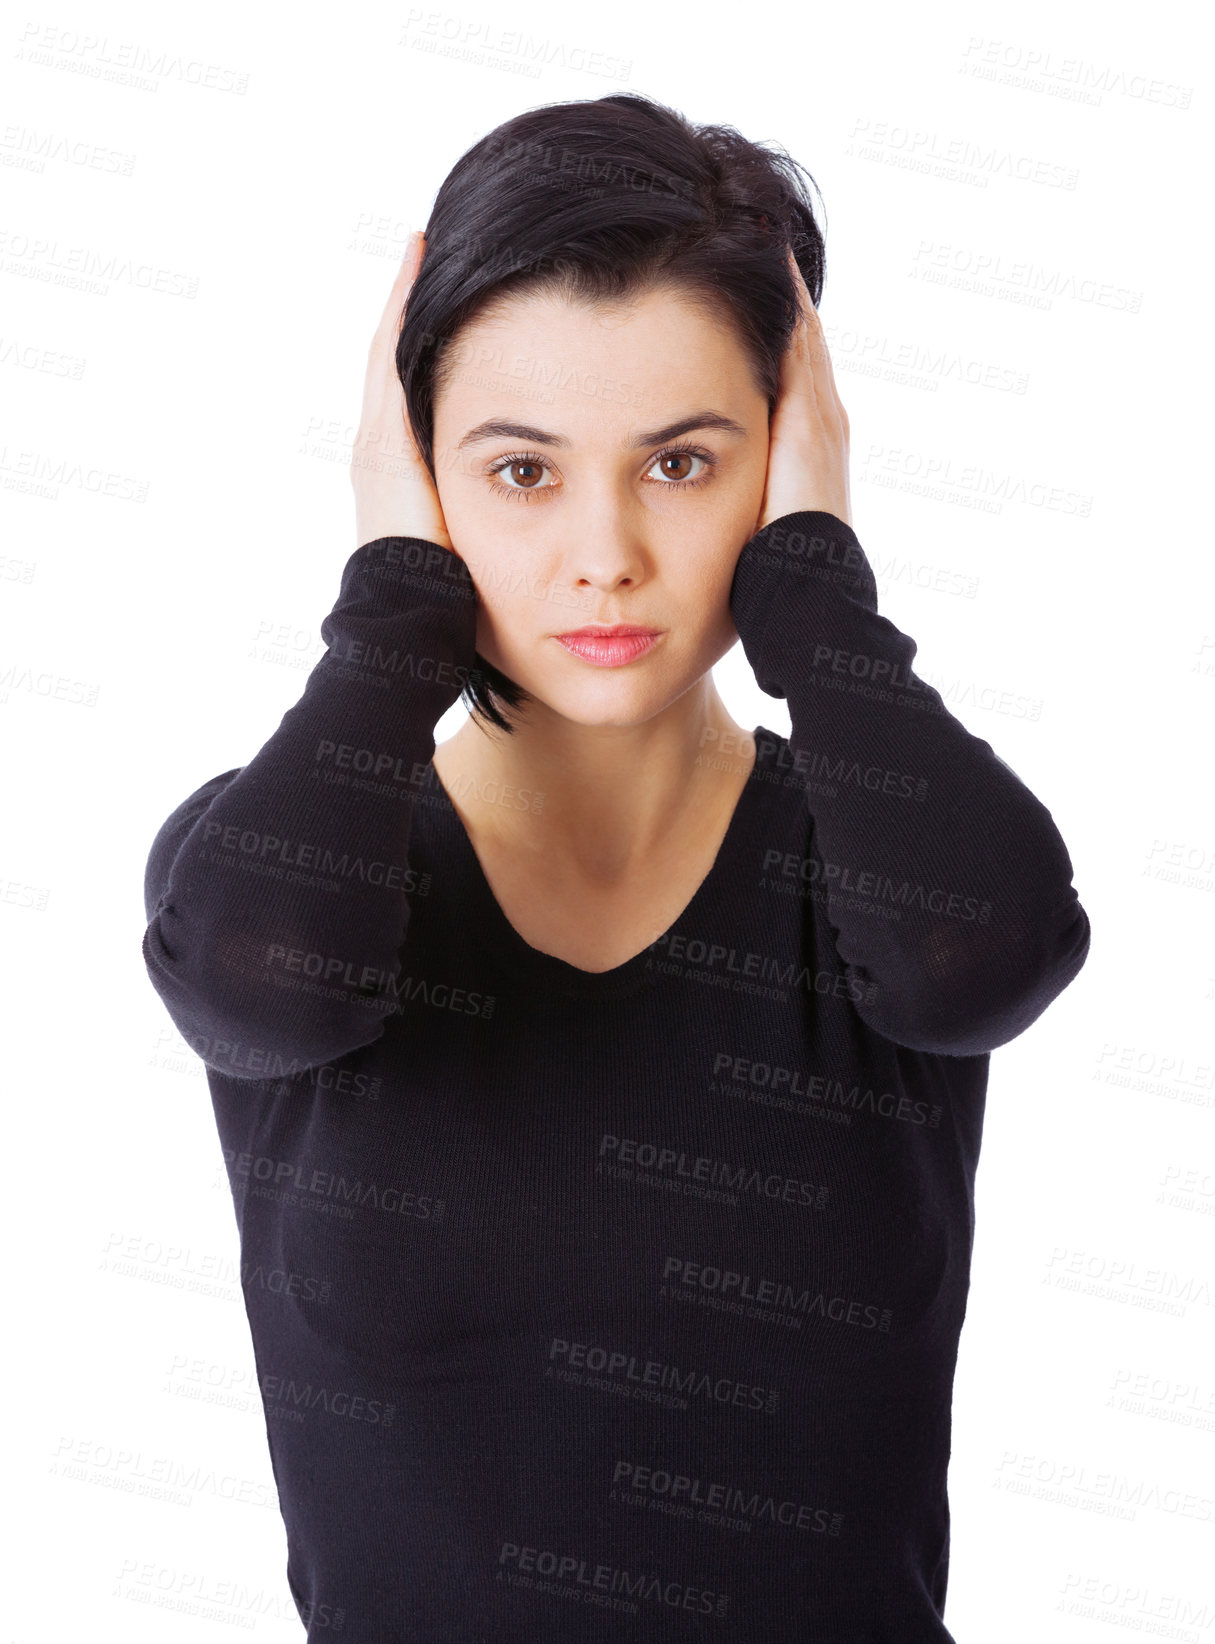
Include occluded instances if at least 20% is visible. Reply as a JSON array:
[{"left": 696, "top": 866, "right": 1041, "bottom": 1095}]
[{"left": 142, "top": 92, "right": 1091, "bottom": 1643}]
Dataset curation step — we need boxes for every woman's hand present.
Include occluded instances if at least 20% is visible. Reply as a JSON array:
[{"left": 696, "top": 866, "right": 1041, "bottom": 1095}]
[
  {"left": 350, "top": 231, "right": 455, "bottom": 553},
  {"left": 754, "top": 248, "right": 852, "bottom": 533}
]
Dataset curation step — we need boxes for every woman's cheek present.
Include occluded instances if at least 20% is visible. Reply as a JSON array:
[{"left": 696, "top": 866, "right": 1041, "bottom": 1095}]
[{"left": 472, "top": 584, "right": 525, "bottom": 674}]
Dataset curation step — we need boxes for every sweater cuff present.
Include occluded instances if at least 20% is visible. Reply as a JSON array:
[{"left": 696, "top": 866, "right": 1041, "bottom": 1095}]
[
  {"left": 345, "top": 535, "right": 478, "bottom": 609},
  {"left": 729, "top": 510, "right": 875, "bottom": 690}
]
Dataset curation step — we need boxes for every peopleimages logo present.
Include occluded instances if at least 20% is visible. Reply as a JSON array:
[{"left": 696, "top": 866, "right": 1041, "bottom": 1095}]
[
  {"left": 200, "top": 815, "right": 428, "bottom": 892},
  {"left": 661, "top": 1254, "right": 894, "bottom": 1336},
  {"left": 753, "top": 732, "right": 929, "bottom": 803},
  {"left": 259, "top": 943, "right": 496, "bottom": 1020},
  {"left": 597, "top": 1133, "right": 829, "bottom": 1210},
  {"left": 494, "top": 1538, "right": 729, "bottom": 1618},
  {"left": 259, "top": 1372, "right": 395, "bottom": 1427},
  {"left": 710, "top": 1051, "right": 943, "bottom": 1129},
  {"left": 222, "top": 1146, "right": 446, "bottom": 1222},
  {"left": 611, "top": 1457, "right": 845, "bottom": 1535},
  {"left": 760, "top": 847, "right": 993, "bottom": 924},
  {"left": 645, "top": 933, "right": 878, "bottom": 1007},
  {"left": 546, "top": 1336, "right": 780, "bottom": 1416}
]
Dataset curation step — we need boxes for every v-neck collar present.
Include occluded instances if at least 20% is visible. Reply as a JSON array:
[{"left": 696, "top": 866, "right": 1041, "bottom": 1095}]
[{"left": 429, "top": 725, "right": 774, "bottom": 1001}]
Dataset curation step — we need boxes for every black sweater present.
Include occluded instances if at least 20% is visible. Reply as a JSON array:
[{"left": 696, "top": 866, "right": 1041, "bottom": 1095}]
[{"left": 141, "top": 511, "right": 1091, "bottom": 1642}]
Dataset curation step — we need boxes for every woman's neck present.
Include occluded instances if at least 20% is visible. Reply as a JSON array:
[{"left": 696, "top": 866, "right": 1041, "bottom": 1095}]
[{"left": 431, "top": 682, "right": 754, "bottom": 884}]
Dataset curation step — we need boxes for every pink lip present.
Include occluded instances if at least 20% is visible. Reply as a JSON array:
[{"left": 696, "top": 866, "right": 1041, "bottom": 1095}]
[{"left": 554, "top": 626, "right": 662, "bottom": 667}]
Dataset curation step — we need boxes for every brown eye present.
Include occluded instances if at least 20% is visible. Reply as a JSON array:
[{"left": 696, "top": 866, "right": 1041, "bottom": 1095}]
[
  {"left": 657, "top": 453, "right": 694, "bottom": 481},
  {"left": 647, "top": 448, "right": 710, "bottom": 485},
  {"left": 488, "top": 454, "right": 554, "bottom": 495}
]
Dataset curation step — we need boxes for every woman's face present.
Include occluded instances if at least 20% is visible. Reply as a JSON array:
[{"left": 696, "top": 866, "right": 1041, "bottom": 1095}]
[{"left": 430, "top": 285, "right": 771, "bottom": 729}]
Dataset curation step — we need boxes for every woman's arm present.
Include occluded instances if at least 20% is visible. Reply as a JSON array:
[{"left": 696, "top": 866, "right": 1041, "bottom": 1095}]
[
  {"left": 142, "top": 540, "right": 477, "bottom": 1078},
  {"left": 730, "top": 250, "right": 1091, "bottom": 1055},
  {"left": 730, "top": 508, "right": 1092, "bottom": 1056},
  {"left": 142, "top": 232, "right": 477, "bottom": 1079}
]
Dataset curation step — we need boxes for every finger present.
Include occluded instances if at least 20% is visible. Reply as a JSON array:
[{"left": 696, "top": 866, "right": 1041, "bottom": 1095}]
[
  {"left": 779, "top": 249, "right": 832, "bottom": 419},
  {"left": 784, "top": 248, "right": 814, "bottom": 344},
  {"left": 809, "top": 313, "right": 846, "bottom": 421},
  {"left": 374, "top": 231, "right": 425, "bottom": 340},
  {"left": 782, "top": 249, "right": 826, "bottom": 385},
  {"left": 787, "top": 258, "right": 846, "bottom": 421},
  {"left": 364, "top": 236, "right": 426, "bottom": 420},
  {"left": 359, "top": 241, "right": 426, "bottom": 436}
]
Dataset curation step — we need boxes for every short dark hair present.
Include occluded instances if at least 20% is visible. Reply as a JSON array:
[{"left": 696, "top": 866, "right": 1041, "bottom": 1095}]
[{"left": 396, "top": 90, "right": 828, "bottom": 735}]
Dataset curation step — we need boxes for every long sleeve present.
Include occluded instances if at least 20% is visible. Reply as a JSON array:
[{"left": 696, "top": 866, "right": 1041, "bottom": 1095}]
[
  {"left": 142, "top": 536, "right": 478, "bottom": 1079},
  {"left": 730, "top": 510, "right": 1091, "bottom": 1056}
]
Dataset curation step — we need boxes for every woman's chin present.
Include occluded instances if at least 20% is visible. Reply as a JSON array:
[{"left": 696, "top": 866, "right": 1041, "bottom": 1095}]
[{"left": 544, "top": 688, "right": 707, "bottom": 733}]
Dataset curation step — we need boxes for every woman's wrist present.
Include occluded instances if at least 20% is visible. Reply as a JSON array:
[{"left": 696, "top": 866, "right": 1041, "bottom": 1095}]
[{"left": 353, "top": 484, "right": 454, "bottom": 552}]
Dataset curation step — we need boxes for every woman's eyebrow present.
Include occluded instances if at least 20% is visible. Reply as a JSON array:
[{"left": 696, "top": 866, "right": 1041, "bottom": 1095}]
[{"left": 455, "top": 411, "right": 748, "bottom": 452}]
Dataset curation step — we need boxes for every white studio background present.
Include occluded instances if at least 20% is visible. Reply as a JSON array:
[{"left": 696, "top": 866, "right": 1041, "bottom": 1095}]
[{"left": 2, "top": 1, "right": 1210, "bottom": 1639}]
